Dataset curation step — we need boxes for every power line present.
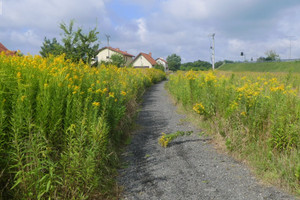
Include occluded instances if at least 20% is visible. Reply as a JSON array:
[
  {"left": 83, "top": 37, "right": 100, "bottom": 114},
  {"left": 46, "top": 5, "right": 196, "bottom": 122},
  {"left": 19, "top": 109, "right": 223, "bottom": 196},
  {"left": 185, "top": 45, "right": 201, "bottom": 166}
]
[{"left": 287, "top": 36, "right": 295, "bottom": 59}]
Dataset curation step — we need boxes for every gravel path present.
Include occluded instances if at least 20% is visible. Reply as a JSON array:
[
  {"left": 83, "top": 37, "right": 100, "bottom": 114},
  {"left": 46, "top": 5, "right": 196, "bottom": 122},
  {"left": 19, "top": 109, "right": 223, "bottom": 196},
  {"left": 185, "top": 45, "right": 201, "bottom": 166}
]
[{"left": 118, "top": 81, "right": 296, "bottom": 200}]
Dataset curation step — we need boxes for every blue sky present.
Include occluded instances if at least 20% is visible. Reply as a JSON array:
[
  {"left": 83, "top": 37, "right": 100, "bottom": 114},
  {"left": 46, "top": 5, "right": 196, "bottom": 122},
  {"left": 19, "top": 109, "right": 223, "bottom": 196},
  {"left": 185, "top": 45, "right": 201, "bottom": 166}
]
[{"left": 1, "top": 0, "right": 300, "bottom": 62}]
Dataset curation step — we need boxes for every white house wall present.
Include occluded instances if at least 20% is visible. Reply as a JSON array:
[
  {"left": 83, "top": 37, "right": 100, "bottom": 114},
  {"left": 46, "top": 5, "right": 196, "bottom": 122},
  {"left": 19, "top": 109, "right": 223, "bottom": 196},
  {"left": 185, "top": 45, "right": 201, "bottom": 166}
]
[
  {"left": 96, "top": 49, "right": 112, "bottom": 63},
  {"left": 156, "top": 59, "right": 168, "bottom": 71},
  {"left": 132, "top": 55, "right": 153, "bottom": 68},
  {"left": 96, "top": 49, "right": 133, "bottom": 66}
]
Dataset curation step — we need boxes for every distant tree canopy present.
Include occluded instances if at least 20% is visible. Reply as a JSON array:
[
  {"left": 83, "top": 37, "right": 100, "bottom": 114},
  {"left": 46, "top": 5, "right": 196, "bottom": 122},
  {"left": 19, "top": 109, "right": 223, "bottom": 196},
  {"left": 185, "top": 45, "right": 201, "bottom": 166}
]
[
  {"left": 257, "top": 50, "right": 280, "bottom": 62},
  {"left": 180, "top": 60, "right": 211, "bottom": 71},
  {"left": 167, "top": 54, "right": 181, "bottom": 71},
  {"left": 265, "top": 50, "right": 280, "bottom": 61},
  {"left": 40, "top": 20, "right": 100, "bottom": 64}
]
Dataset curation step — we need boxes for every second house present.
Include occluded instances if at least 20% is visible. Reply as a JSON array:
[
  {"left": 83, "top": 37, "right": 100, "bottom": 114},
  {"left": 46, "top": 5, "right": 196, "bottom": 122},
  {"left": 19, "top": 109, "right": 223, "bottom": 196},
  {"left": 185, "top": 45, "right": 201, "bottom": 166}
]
[{"left": 131, "top": 52, "right": 157, "bottom": 68}]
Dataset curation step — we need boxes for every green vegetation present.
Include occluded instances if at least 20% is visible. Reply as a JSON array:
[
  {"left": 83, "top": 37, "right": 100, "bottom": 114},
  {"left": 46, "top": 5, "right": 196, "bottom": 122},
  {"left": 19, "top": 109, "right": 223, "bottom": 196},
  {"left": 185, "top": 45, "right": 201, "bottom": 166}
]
[
  {"left": 180, "top": 60, "right": 211, "bottom": 71},
  {"left": 257, "top": 50, "right": 280, "bottom": 62},
  {"left": 167, "top": 54, "right": 181, "bottom": 71},
  {"left": 158, "top": 131, "right": 193, "bottom": 147},
  {"left": 154, "top": 63, "right": 165, "bottom": 72},
  {"left": 110, "top": 54, "right": 126, "bottom": 68},
  {"left": 0, "top": 53, "right": 165, "bottom": 199},
  {"left": 167, "top": 70, "right": 300, "bottom": 195},
  {"left": 219, "top": 61, "right": 300, "bottom": 72},
  {"left": 40, "top": 20, "right": 99, "bottom": 64}
]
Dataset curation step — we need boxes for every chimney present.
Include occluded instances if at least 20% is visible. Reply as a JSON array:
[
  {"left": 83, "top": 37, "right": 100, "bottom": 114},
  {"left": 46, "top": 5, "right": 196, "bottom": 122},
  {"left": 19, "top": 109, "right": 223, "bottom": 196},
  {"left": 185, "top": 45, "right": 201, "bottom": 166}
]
[{"left": 149, "top": 52, "right": 152, "bottom": 57}]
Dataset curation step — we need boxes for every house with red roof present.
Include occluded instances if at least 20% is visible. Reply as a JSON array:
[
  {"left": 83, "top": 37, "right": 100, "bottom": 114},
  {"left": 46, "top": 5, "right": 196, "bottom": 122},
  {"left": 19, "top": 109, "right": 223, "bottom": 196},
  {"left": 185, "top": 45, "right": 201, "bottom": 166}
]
[
  {"left": 131, "top": 52, "right": 157, "bottom": 68},
  {"left": 0, "top": 42, "right": 17, "bottom": 56},
  {"left": 95, "top": 46, "right": 135, "bottom": 66},
  {"left": 156, "top": 57, "right": 168, "bottom": 71}
]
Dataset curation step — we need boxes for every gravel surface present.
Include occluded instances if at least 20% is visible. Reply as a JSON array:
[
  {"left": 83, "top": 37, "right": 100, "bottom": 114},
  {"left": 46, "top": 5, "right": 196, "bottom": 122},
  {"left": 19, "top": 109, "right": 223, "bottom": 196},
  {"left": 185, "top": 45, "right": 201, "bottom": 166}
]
[{"left": 118, "top": 81, "right": 296, "bottom": 200}]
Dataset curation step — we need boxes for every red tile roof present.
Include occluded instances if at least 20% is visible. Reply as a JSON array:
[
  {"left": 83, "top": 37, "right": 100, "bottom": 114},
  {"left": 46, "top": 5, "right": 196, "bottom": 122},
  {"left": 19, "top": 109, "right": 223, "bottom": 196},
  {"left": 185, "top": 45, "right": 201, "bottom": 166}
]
[
  {"left": 132, "top": 52, "right": 157, "bottom": 66},
  {"left": 98, "top": 46, "right": 134, "bottom": 57},
  {"left": 0, "top": 42, "right": 17, "bottom": 56},
  {"left": 0, "top": 42, "right": 9, "bottom": 52}
]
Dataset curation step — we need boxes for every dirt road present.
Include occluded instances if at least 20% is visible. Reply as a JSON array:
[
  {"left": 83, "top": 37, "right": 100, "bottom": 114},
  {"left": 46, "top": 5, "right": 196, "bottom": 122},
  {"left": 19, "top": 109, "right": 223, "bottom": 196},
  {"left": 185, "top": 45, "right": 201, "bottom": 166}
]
[{"left": 118, "top": 81, "right": 295, "bottom": 200}]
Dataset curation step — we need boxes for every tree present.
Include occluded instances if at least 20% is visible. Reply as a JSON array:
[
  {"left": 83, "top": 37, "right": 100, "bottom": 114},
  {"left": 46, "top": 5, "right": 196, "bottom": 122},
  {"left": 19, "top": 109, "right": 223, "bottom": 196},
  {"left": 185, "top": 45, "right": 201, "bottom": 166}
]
[
  {"left": 110, "top": 54, "right": 125, "bottom": 68},
  {"left": 40, "top": 38, "right": 63, "bottom": 57},
  {"left": 265, "top": 50, "right": 280, "bottom": 61},
  {"left": 180, "top": 60, "right": 211, "bottom": 71},
  {"left": 167, "top": 54, "right": 181, "bottom": 71},
  {"left": 256, "top": 57, "right": 266, "bottom": 62},
  {"left": 154, "top": 63, "right": 165, "bottom": 72},
  {"left": 40, "top": 20, "right": 100, "bottom": 64}
]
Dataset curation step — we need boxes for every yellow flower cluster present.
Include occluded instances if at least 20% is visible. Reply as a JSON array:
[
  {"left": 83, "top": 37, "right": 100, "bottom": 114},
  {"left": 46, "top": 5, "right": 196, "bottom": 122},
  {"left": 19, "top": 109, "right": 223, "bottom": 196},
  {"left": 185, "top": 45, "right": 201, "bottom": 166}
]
[
  {"left": 193, "top": 102, "right": 205, "bottom": 115},
  {"left": 92, "top": 101, "right": 100, "bottom": 107},
  {"left": 158, "top": 132, "right": 171, "bottom": 148}
]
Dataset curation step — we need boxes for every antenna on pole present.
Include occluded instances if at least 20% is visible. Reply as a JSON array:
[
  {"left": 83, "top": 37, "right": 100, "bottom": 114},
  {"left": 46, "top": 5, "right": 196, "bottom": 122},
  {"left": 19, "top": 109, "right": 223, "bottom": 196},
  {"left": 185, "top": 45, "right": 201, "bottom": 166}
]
[
  {"left": 105, "top": 34, "right": 111, "bottom": 58},
  {"left": 209, "top": 33, "right": 215, "bottom": 70}
]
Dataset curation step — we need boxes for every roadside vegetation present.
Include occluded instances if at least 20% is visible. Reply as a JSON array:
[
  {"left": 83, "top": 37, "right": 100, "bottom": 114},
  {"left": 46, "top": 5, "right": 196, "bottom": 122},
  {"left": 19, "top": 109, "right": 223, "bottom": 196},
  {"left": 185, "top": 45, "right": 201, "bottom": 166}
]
[
  {"left": 167, "top": 70, "right": 300, "bottom": 195},
  {"left": 219, "top": 61, "right": 300, "bottom": 72},
  {"left": 0, "top": 52, "right": 165, "bottom": 199}
]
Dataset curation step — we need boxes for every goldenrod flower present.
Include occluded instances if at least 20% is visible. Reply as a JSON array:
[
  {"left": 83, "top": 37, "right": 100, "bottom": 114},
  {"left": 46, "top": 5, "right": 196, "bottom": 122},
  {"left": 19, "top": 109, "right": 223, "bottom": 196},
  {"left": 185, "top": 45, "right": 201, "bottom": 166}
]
[
  {"left": 193, "top": 103, "right": 205, "bottom": 115},
  {"left": 92, "top": 101, "right": 100, "bottom": 107},
  {"left": 241, "top": 111, "right": 246, "bottom": 116},
  {"left": 109, "top": 92, "right": 115, "bottom": 98},
  {"left": 21, "top": 96, "right": 26, "bottom": 102},
  {"left": 17, "top": 72, "right": 21, "bottom": 79}
]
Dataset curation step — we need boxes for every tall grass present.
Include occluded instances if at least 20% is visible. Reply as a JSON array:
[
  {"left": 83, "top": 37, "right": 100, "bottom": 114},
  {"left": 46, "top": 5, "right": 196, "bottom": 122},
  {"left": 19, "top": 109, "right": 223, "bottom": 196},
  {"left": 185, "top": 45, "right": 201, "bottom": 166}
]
[
  {"left": 0, "top": 52, "right": 165, "bottom": 199},
  {"left": 167, "top": 70, "right": 300, "bottom": 194}
]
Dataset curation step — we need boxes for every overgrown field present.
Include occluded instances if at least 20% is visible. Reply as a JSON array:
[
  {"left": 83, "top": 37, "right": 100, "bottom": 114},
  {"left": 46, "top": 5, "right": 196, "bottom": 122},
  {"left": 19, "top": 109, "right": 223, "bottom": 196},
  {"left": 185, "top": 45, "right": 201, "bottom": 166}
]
[
  {"left": 167, "top": 70, "right": 300, "bottom": 194},
  {"left": 219, "top": 61, "right": 300, "bottom": 72},
  {"left": 0, "top": 53, "right": 165, "bottom": 199}
]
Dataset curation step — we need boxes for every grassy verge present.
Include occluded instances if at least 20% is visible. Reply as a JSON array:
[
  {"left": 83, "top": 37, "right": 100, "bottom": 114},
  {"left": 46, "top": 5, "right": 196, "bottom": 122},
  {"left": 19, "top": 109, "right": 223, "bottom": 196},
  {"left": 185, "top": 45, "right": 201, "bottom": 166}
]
[
  {"left": 0, "top": 53, "right": 166, "bottom": 199},
  {"left": 166, "top": 70, "right": 300, "bottom": 196},
  {"left": 219, "top": 61, "right": 300, "bottom": 72}
]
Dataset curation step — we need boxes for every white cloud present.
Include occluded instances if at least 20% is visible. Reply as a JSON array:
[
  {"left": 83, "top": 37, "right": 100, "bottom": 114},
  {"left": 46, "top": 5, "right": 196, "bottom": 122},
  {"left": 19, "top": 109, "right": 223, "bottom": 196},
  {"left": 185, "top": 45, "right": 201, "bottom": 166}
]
[
  {"left": 161, "top": 0, "right": 208, "bottom": 20},
  {"left": 1, "top": 0, "right": 109, "bottom": 31},
  {"left": 1, "top": 0, "right": 300, "bottom": 61},
  {"left": 136, "top": 18, "right": 147, "bottom": 42}
]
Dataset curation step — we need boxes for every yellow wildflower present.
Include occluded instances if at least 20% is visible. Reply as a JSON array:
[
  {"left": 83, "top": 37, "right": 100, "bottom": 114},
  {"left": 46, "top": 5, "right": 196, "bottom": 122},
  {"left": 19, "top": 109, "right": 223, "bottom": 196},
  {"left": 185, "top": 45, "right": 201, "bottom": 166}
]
[
  {"left": 17, "top": 72, "right": 21, "bottom": 79},
  {"left": 92, "top": 102, "right": 100, "bottom": 107},
  {"left": 109, "top": 92, "right": 115, "bottom": 98},
  {"left": 193, "top": 103, "right": 205, "bottom": 114},
  {"left": 95, "top": 89, "right": 102, "bottom": 93},
  {"left": 21, "top": 96, "right": 26, "bottom": 102}
]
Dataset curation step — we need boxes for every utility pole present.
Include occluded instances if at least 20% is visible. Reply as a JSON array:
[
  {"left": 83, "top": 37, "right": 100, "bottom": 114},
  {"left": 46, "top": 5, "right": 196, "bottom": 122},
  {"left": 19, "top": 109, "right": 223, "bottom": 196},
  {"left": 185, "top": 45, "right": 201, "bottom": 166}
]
[
  {"left": 210, "top": 33, "right": 215, "bottom": 70},
  {"left": 105, "top": 34, "right": 111, "bottom": 58}
]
